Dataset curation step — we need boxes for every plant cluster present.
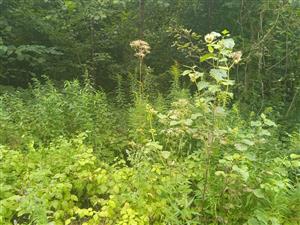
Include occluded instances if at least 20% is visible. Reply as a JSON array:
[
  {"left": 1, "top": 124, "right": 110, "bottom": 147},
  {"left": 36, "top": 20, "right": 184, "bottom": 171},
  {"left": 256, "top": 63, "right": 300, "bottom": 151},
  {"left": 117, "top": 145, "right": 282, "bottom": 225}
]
[{"left": 0, "top": 30, "right": 299, "bottom": 225}]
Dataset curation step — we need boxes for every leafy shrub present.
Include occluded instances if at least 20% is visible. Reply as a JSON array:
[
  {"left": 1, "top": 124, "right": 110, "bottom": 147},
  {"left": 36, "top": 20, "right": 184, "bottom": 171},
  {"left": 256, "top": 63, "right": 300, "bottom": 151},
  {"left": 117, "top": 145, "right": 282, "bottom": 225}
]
[
  {"left": 1, "top": 134, "right": 299, "bottom": 225},
  {"left": 0, "top": 79, "right": 118, "bottom": 161}
]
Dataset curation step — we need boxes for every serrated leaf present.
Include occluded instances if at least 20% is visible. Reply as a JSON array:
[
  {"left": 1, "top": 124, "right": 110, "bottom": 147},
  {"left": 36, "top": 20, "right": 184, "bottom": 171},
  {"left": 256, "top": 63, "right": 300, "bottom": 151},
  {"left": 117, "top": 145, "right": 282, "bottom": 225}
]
[
  {"left": 191, "top": 113, "right": 202, "bottom": 120},
  {"left": 223, "top": 38, "right": 235, "bottom": 49},
  {"left": 161, "top": 151, "right": 171, "bottom": 159},
  {"left": 197, "top": 81, "right": 209, "bottom": 91},
  {"left": 170, "top": 120, "right": 180, "bottom": 126},
  {"left": 290, "top": 154, "right": 300, "bottom": 159},
  {"left": 215, "top": 171, "right": 226, "bottom": 177},
  {"left": 234, "top": 143, "right": 248, "bottom": 151},
  {"left": 210, "top": 69, "right": 227, "bottom": 82},
  {"left": 200, "top": 53, "right": 215, "bottom": 62},
  {"left": 250, "top": 121, "right": 262, "bottom": 127},
  {"left": 184, "top": 119, "right": 193, "bottom": 126},
  {"left": 241, "top": 139, "right": 255, "bottom": 146},
  {"left": 264, "top": 119, "right": 277, "bottom": 127},
  {"left": 253, "top": 189, "right": 265, "bottom": 199},
  {"left": 182, "top": 70, "right": 192, "bottom": 76}
]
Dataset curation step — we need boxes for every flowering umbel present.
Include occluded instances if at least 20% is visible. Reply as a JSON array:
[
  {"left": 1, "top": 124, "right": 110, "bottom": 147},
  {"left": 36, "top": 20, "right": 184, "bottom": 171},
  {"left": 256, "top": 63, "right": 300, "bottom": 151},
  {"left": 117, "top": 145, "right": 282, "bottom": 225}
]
[
  {"left": 230, "top": 51, "right": 242, "bottom": 64},
  {"left": 130, "top": 40, "right": 151, "bottom": 59}
]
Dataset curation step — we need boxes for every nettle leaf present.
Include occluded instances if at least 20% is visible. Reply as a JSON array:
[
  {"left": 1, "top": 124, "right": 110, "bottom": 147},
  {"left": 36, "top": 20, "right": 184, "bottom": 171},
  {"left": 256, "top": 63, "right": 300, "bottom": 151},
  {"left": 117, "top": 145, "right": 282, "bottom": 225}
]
[
  {"left": 210, "top": 69, "right": 227, "bottom": 82},
  {"left": 291, "top": 160, "right": 300, "bottom": 167},
  {"left": 232, "top": 165, "right": 249, "bottom": 181},
  {"left": 264, "top": 119, "right": 277, "bottom": 127},
  {"left": 0, "top": 45, "right": 8, "bottom": 55},
  {"left": 290, "top": 154, "right": 300, "bottom": 159},
  {"left": 208, "top": 45, "right": 214, "bottom": 53},
  {"left": 182, "top": 70, "right": 192, "bottom": 76},
  {"left": 241, "top": 139, "right": 255, "bottom": 146},
  {"left": 253, "top": 189, "right": 265, "bottom": 199},
  {"left": 200, "top": 53, "right": 216, "bottom": 62},
  {"left": 223, "top": 38, "right": 235, "bottom": 49},
  {"left": 191, "top": 113, "right": 202, "bottom": 120},
  {"left": 184, "top": 119, "right": 193, "bottom": 126},
  {"left": 222, "top": 29, "right": 230, "bottom": 35},
  {"left": 250, "top": 121, "right": 262, "bottom": 127},
  {"left": 208, "top": 85, "right": 221, "bottom": 93},
  {"left": 247, "top": 218, "right": 260, "bottom": 225},
  {"left": 214, "top": 106, "right": 226, "bottom": 116},
  {"left": 234, "top": 143, "right": 248, "bottom": 151},
  {"left": 170, "top": 120, "right": 180, "bottom": 126},
  {"left": 197, "top": 81, "right": 210, "bottom": 91},
  {"left": 161, "top": 151, "right": 171, "bottom": 159},
  {"left": 221, "top": 79, "right": 235, "bottom": 86},
  {"left": 215, "top": 171, "right": 226, "bottom": 177},
  {"left": 259, "top": 129, "right": 271, "bottom": 136}
]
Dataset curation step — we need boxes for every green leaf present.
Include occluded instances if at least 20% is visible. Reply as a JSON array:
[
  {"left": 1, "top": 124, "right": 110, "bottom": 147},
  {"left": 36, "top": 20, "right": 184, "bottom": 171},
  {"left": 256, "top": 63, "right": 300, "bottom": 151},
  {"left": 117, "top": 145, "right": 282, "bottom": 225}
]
[
  {"left": 290, "top": 154, "right": 300, "bottom": 159},
  {"left": 170, "top": 120, "right": 180, "bottom": 126},
  {"left": 161, "top": 151, "right": 171, "bottom": 159},
  {"left": 200, "top": 53, "right": 215, "bottom": 62},
  {"left": 197, "top": 81, "right": 210, "bottom": 91},
  {"left": 221, "top": 79, "right": 235, "bottom": 86},
  {"left": 253, "top": 189, "right": 265, "bottom": 199},
  {"left": 264, "top": 119, "right": 277, "bottom": 127},
  {"left": 210, "top": 69, "right": 227, "bottom": 82},
  {"left": 234, "top": 143, "right": 248, "bottom": 151},
  {"left": 223, "top": 38, "right": 235, "bottom": 49},
  {"left": 182, "top": 70, "right": 192, "bottom": 76},
  {"left": 215, "top": 171, "right": 226, "bottom": 177},
  {"left": 191, "top": 113, "right": 202, "bottom": 119},
  {"left": 208, "top": 45, "right": 214, "bottom": 53},
  {"left": 222, "top": 29, "right": 230, "bottom": 35},
  {"left": 184, "top": 119, "right": 193, "bottom": 126},
  {"left": 250, "top": 121, "right": 262, "bottom": 127},
  {"left": 241, "top": 139, "right": 255, "bottom": 146},
  {"left": 232, "top": 165, "right": 249, "bottom": 181},
  {"left": 247, "top": 218, "right": 260, "bottom": 225}
]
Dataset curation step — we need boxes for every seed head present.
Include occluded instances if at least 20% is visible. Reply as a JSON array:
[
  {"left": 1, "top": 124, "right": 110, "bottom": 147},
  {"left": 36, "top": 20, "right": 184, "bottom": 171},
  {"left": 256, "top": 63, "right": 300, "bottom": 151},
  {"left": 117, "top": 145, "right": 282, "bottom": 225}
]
[
  {"left": 230, "top": 51, "right": 242, "bottom": 64},
  {"left": 130, "top": 40, "right": 151, "bottom": 59}
]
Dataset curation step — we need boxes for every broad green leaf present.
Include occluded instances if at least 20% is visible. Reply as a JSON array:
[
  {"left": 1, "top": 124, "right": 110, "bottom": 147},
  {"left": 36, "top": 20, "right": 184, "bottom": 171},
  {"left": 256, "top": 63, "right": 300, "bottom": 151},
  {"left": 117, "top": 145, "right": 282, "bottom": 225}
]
[
  {"left": 290, "top": 154, "right": 300, "bottom": 159},
  {"left": 208, "top": 45, "right": 214, "bottom": 53},
  {"left": 191, "top": 113, "right": 202, "bottom": 119},
  {"left": 200, "top": 53, "right": 215, "bottom": 62},
  {"left": 197, "top": 81, "right": 209, "bottom": 91},
  {"left": 221, "top": 79, "right": 235, "bottom": 86},
  {"left": 210, "top": 69, "right": 227, "bottom": 82},
  {"left": 264, "top": 119, "right": 277, "bottom": 127},
  {"left": 215, "top": 171, "right": 226, "bottom": 177},
  {"left": 182, "top": 70, "right": 192, "bottom": 76},
  {"left": 253, "top": 189, "right": 265, "bottom": 199},
  {"left": 241, "top": 139, "right": 255, "bottom": 146},
  {"left": 222, "top": 29, "right": 230, "bottom": 35},
  {"left": 223, "top": 38, "right": 235, "bottom": 49},
  {"left": 161, "top": 151, "right": 171, "bottom": 159},
  {"left": 234, "top": 143, "right": 248, "bottom": 151},
  {"left": 170, "top": 120, "right": 180, "bottom": 126},
  {"left": 250, "top": 121, "right": 262, "bottom": 127},
  {"left": 184, "top": 119, "right": 193, "bottom": 126}
]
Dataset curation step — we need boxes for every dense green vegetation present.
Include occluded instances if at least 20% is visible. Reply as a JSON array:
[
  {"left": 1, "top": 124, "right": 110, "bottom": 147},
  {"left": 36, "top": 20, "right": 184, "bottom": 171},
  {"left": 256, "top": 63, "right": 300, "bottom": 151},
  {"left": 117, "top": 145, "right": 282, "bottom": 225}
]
[{"left": 0, "top": 0, "right": 299, "bottom": 224}]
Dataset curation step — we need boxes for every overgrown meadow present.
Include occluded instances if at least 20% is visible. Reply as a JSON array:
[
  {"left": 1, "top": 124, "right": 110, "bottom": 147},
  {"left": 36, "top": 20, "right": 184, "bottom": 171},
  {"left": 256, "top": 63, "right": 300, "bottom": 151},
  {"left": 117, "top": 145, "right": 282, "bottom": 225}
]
[{"left": 0, "top": 29, "right": 299, "bottom": 225}]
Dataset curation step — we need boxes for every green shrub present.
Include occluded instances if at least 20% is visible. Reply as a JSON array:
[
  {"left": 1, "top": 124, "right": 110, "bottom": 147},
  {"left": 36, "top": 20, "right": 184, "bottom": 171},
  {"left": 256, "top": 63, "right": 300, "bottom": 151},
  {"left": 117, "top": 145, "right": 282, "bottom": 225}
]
[{"left": 0, "top": 79, "right": 118, "bottom": 161}]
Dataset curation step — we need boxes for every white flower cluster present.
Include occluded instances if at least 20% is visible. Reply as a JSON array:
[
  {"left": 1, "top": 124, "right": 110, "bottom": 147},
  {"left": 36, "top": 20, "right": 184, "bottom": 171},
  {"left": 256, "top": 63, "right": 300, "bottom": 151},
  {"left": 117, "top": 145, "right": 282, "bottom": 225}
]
[{"left": 204, "top": 31, "right": 221, "bottom": 43}]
